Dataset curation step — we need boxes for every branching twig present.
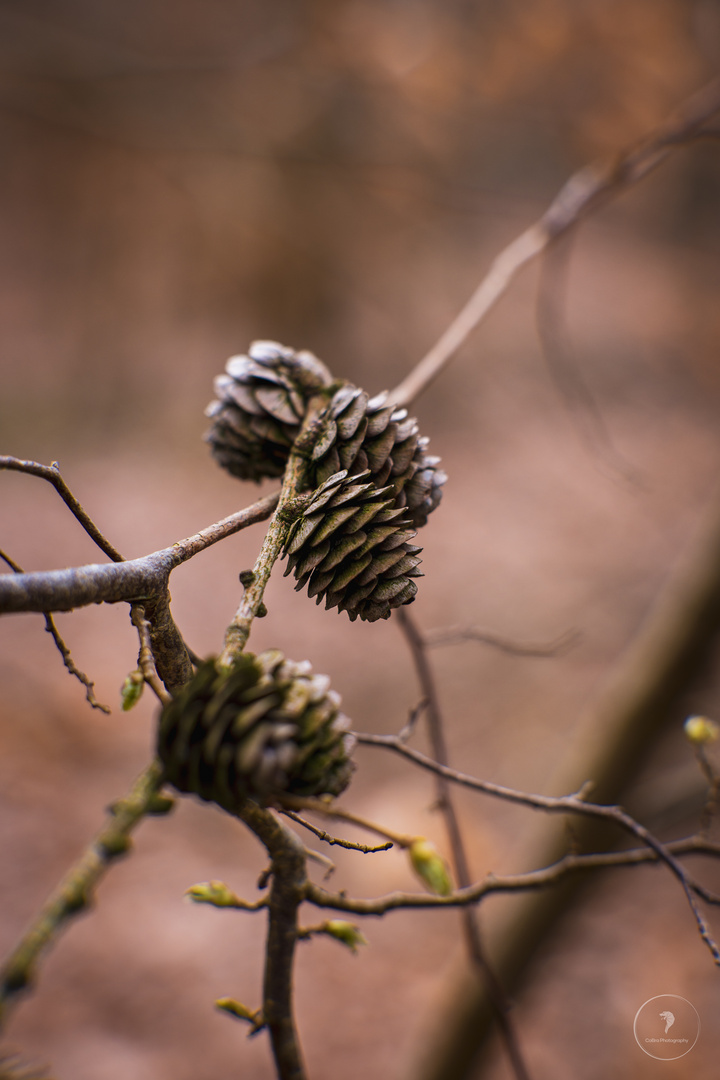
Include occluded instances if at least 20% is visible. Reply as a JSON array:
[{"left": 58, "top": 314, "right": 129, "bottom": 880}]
[
  {"left": 280, "top": 810, "right": 394, "bottom": 854},
  {"left": 0, "top": 490, "right": 279, "bottom": 615},
  {"left": 236, "top": 801, "right": 309, "bottom": 1080},
  {"left": 355, "top": 730, "right": 720, "bottom": 962},
  {"left": 0, "top": 548, "right": 110, "bottom": 712},
  {"left": 130, "top": 604, "right": 172, "bottom": 706},
  {"left": 389, "top": 76, "right": 720, "bottom": 407},
  {"left": 0, "top": 760, "right": 166, "bottom": 1025},
  {"left": 304, "top": 835, "right": 720, "bottom": 916}
]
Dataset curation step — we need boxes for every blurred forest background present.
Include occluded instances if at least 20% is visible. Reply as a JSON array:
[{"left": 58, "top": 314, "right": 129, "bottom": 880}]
[{"left": 2, "top": 1, "right": 720, "bottom": 1078}]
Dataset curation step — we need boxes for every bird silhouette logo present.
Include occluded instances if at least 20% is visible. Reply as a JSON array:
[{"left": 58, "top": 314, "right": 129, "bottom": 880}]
[{"left": 659, "top": 1010, "right": 675, "bottom": 1035}]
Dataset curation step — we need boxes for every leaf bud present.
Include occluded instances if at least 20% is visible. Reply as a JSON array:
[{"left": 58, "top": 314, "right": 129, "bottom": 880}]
[
  {"left": 409, "top": 838, "right": 453, "bottom": 896},
  {"left": 684, "top": 715, "right": 719, "bottom": 745}
]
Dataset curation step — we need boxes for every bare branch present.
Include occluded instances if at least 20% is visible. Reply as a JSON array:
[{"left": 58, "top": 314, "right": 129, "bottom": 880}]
[
  {"left": 304, "top": 835, "right": 720, "bottom": 917},
  {"left": 0, "top": 761, "right": 166, "bottom": 1025},
  {"left": 0, "top": 457, "right": 125, "bottom": 562},
  {"left": 0, "top": 492, "right": 279, "bottom": 616},
  {"left": 397, "top": 609, "right": 532, "bottom": 1080},
  {"left": 389, "top": 76, "right": 720, "bottom": 407},
  {"left": 236, "top": 801, "right": 309, "bottom": 1080},
  {"left": 356, "top": 730, "right": 720, "bottom": 962},
  {"left": 536, "top": 237, "right": 643, "bottom": 485},
  {"left": 0, "top": 547, "right": 110, "bottom": 712},
  {"left": 130, "top": 604, "right": 172, "bottom": 706},
  {"left": 280, "top": 810, "right": 394, "bottom": 854},
  {"left": 423, "top": 624, "right": 580, "bottom": 657}
]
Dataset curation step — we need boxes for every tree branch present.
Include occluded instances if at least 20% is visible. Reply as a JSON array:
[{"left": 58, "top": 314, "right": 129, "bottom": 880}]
[
  {"left": 0, "top": 492, "right": 279, "bottom": 616},
  {"left": 397, "top": 609, "right": 532, "bottom": 1080},
  {"left": 388, "top": 76, "right": 720, "bottom": 407},
  {"left": 0, "top": 760, "right": 166, "bottom": 1026}
]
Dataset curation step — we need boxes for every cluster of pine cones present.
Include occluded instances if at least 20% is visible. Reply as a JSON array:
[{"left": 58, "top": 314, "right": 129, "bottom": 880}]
[
  {"left": 205, "top": 340, "right": 446, "bottom": 622},
  {"left": 157, "top": 341, "right": 445, "bottom": 809}
]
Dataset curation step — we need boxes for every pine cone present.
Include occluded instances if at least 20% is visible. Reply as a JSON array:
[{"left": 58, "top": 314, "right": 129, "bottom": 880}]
[
  {"left": 157, "top": 652, "right": 355, "bottom": 809},
  {"left": 204, "top": 340, "right": 333, "bottom": 482},
  {"left": 283, "top": 469, "right": 423, "bottom": 622},
  {"left": 308, "top": 386, "right": 447, "bottom": 530}
]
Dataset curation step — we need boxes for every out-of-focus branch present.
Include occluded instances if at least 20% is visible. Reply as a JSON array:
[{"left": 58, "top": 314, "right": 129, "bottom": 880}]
[
  {"left": 0, "top": 760, "right": 166, "bottom": 1026},
  {"left": 424, "top": 623, "right": 580, "bottom": 657},
  {"left": 397, "top": 609, "right": 531, "bottom": 1080},
  {"left": 415, "top": 482, "right": 720, "bottom": 1080},
  {"left": 389, "top": 76, "right": 720, "bottom": 407}
]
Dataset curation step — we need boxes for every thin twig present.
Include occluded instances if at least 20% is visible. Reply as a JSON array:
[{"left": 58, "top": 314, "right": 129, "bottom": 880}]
[
  {"left": 303, "top": 835, "right": 720, "bottom": 916},
  {"left": 536, "top": 236, "right": 642, "bottom": 486},
  {"left": 423, "top": 624, "right": 580, "bottom": 657},
  {"left": 130, "top": 604, "right": 172, "bottom": 705},
  {"left": 397, "top": 609, "right": 532, "bottom": 1080},
  {"left": 388, "top": 76, "right": 720, "bottom": 407},
  {"left": 0, "top": 548, "right": 110, "bottom": 713},
  {"left": 0, "top": 760, "right": 165, "bottom": 1025},
  {"left": 357, "top": 730, "right": 720, "bottom": 963},
  {"left": 278, "top": 795, "right": 414, "bottom": 848},
  {"left": 281, "top": 810, "right": 394, "bottom": 854},
  {"left": 0, "top": 457, "right": 125, "bottom": 562}
]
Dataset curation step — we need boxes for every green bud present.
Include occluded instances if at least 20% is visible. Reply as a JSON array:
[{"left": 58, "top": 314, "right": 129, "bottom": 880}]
[
  {"left": 215, "top": 998, "right": 264, "bottom": 1031},
  {"left": 120, "top": 670, "right": 144, "bottom": 711},
  {"left": 684, "top": 715, "right": 719, "bottom": 745},
  {"left": 409, "top": 838, "right": 453, "bottom": 896},
  {"left": 186, "top": 880, "right": 240, "bottom": 908},
  {"left": 321, "top": 920, "right": 368, "bottom": 953}
]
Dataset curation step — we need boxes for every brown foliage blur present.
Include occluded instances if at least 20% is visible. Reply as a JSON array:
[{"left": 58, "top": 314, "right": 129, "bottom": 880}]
[{"left": 2, "top": 2, "right": 720, "bottom": 1078}]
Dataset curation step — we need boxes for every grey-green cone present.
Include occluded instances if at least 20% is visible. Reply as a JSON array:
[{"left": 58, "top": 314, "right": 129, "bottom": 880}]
[
  {"left": 157, "top": 652, "right": 355, "bottom": 809},
  {"left": 283, "top": 469, "right": 423, "bottom": 622},
  {"left": 204, "top": 340, "right": 333, "bottom": 482}
]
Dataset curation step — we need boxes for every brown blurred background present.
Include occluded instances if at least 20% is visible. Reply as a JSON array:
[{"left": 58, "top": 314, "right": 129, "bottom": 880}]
[{"left": 2, "top": 1, "right": 720, "bottom": 1077}]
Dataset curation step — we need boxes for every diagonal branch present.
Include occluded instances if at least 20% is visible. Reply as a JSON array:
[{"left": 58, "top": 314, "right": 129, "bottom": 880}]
[
  {"left": 0, "top": 760, "right": 166, "bottom": 1027},
  {"left": 389, "top": 76, "right": 720, "bottom": 407}
]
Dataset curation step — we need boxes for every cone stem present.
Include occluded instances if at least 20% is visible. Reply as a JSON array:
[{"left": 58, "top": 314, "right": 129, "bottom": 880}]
[{"left": 217, "top": 394, "right": 330, "bottom": 668}]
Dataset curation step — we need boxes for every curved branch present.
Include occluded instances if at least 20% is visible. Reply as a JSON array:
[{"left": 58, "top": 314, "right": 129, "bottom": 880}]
[
  {"left": 304, "top": 836, "right": 720, "bottom": 917},
  {"left": 389, "top": 76, "right": 720, "bottom": 406},
  {"left": 0, "top": 492, "right": 279, "bottom": 616},
  {"left": 0, "top": 457, "right": 125, "bottom": 562}
]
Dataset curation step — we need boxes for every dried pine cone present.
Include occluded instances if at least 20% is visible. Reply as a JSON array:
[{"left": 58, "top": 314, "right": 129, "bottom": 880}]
[
  {"left": 283, "top": 469, "right": 423, "bottom": 622},
  {"left": 204, "top": 340, "right": 333, "bottom": 482},
  {"left": 205, "top": 342, "right": 446, "bottom": 530},
  {"left": 157, "top": 652, "right": 355, "bottom": 809},
  {"left": 307, "top": 386, "right": 447, "bottom": 530}
]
